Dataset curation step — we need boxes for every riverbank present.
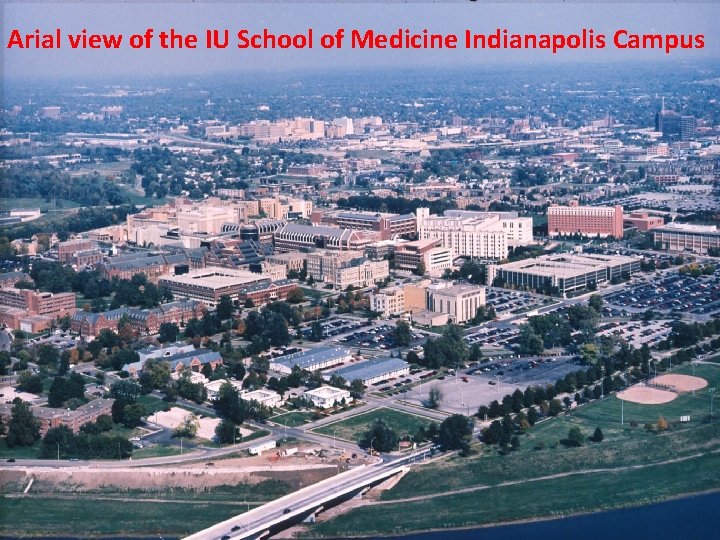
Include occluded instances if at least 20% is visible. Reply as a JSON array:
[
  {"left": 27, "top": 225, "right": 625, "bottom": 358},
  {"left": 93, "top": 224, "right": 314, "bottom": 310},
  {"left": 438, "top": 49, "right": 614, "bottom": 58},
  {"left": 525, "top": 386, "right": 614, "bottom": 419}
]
[
  {"left": 303, "top": 450, "right": 720, "bottom": 537},
  {"left": 368, "top": 490, "right": 720, "bottom": 540}
]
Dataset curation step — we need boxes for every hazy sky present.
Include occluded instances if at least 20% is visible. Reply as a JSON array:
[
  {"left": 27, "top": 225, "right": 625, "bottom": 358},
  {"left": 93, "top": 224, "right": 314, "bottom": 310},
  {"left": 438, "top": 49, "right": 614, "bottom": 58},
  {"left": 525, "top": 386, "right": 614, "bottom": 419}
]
[{"left": 3, "top": 2, "right": 719, "bottom": 79}]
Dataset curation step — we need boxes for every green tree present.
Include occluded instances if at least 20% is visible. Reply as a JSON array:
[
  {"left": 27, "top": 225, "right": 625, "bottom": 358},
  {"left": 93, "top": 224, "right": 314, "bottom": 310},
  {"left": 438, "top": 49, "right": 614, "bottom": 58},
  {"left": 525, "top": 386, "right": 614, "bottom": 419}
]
[
  {"left": 217, "top": 295, "right": 234, "bottom": 320},
  {"left": 122, "top": 403, "right": 146, "bottom": 428},
  {"left": 158, "top": 322, "right": 180, "bottom": 343},
  {"left": 0, "top": 351, "right": 11, "bottom": 376},
  {"left": 566, "top": 426, "right": 585, "bottom": 447},
  {"left": 422, "top": 324, "right": 468, "bottom": 368},
  {"left": 393, "top": 320, "right": 412, "bottom": 348},
  {"left": 36, "top": 344, "right": 60, "bottom": 371},
  {"left": 215, "top": 419, "right": 241, "bottom": 445},
  {"left": 16, "top": 370, "right": 43, "bottom": 394},
  {"left": 349, "top": 378, "right": 365, "bottom": 399},
  {"left": 285, "top": 288, "right": 305, "bottom": 304},
  {"left": 310, "top": 320, "right": 324, "bottom": 342},
  {"left": 6, "top": 400, "right": 41, "bottom": 448},
  {"left": 517, "top": 324, "right": 544, "bottom": 355},
  {"left": 358, "top": 418, "right": 399, "bottom": 453},
  {"left": 437, "top": 414, "right": 473, "bottom": 453},
  {"left": 425, "top": 387, "right": 443, "bottom": 409},
  {"left": 548, "top": 398, "right": 564, "bottom": 416},
  {"left": 591, "top": 427, "right": 604, "bottom": 442},
  {"left": 172, "top": 413, "right": 199, "bottom": 438},
  {"left": 588, "top": 294, "right": 603, "bottom": 313},
  {"left": 143, "top": 357, "right": 171, "bottom": 389}
]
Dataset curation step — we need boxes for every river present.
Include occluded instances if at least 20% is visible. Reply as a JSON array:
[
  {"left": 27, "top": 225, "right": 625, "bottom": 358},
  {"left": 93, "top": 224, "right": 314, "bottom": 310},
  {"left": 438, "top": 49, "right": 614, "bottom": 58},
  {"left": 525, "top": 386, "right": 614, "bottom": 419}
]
[{"left": 373, "top": 491, "right": 720, "bottom": 540}]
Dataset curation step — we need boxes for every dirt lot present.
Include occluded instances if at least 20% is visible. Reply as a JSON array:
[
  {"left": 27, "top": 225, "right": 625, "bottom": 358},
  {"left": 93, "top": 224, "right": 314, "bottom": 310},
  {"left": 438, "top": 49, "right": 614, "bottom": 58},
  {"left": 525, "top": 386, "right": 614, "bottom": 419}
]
[
  {"left": 0, "top": 448, "right": 352, "bottom": 494},
  {"left": 0, "top": 440, "right": 372, "bottom": 495}
]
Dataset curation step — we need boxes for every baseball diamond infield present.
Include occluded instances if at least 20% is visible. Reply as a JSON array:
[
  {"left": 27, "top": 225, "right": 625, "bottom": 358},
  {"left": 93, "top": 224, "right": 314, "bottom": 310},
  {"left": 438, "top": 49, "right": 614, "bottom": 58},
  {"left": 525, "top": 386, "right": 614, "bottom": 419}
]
[
  {"left": 617, "top": 374, "right": 708, "bottom": 405},
  {"left": 650, "top": 374, "right": 709, "bottom": 392},
  {"left": 617, "top": 385, "right": 678, "bottom": 405}
]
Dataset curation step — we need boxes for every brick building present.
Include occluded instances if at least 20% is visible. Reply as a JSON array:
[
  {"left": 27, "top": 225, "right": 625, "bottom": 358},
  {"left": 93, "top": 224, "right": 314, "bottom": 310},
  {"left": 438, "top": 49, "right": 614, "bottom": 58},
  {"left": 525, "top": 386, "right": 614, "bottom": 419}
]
[
  {"left": 71, "top": 300, "right": 205, "bottom": 337},
  {"left": 547, "top": 201, "right": 624, "bottom": 239}
]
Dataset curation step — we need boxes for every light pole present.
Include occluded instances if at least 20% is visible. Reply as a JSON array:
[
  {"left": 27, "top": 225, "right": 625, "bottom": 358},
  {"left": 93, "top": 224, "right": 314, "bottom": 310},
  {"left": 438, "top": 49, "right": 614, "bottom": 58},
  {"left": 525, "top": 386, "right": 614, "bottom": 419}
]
[
  {"left": 621, "top": 398, "right": 624, "bottom": 426},
  {"left": 370, "top": 436, "right": 376, "bottom": 456},
  {"left": 710, "top": 388, "right": 716, "bottom": 420},
  {"left": 57, "top": 443, "right": 60, "bottom": 461},
  {"left": 332, "top": 428, "right": 338, "bottom": 450}
]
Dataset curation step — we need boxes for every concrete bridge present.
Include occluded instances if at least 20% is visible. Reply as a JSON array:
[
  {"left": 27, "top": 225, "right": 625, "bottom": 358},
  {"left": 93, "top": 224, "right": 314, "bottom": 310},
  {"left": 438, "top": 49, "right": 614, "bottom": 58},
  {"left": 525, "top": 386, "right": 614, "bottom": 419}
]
[{"left": 183, "top": 452, "right": 423, "bottom": 540}]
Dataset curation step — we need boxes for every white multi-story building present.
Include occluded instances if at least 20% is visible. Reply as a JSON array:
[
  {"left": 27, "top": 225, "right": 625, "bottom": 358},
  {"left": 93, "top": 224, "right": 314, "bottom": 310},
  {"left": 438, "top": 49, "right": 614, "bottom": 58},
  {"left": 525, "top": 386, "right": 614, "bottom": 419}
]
[
  {"left": 424, "top": 247, "right": 454, "bottom": 276},
  {"left": 416, "top": 209, "right": 508, "bottom": 260},
  {"left": 176, "top": 204, "right": 237, "bottom": 235},
  {"left": 335, "top": 259, "right": 389, "bottom": 290},
  {"left": 369, "top": 286, "right": 405, "bottom": 317},
  {"left": 240, "top": 389, "right": 283, "bottom": 408},
  {"left": 426, "top": 282, "right": 486, "bottom": 324},
  {"left": 304, "top": 386, "right": 352, "bottom": 409}
]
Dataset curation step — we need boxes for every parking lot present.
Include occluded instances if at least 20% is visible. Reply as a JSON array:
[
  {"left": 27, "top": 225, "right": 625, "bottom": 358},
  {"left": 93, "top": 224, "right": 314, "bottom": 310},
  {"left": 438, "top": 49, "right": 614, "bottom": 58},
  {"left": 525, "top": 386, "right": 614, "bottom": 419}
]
[
  {"left": 25, "top": 330, "right": 79, "bottom": 351},
  {"left": 465, "top": 325, "right": 520, "bottom": 350},
  {"left": 484, "top": 287, "right": 549, "bottom": 318},
  {"left": 399, "top": 355, "right": 582, "bottom": 415},
  {"left": 300, "top": 317, "right": 373, "bottom": 341},
  {"left": 603, "top": 272, "right": 720, "bottom": 317},
  {"left": 338, "top": 324, "right": 427, "bottom": 351},
  {"left": 596, "top": 319, "right": 673, "bottom": 347}
]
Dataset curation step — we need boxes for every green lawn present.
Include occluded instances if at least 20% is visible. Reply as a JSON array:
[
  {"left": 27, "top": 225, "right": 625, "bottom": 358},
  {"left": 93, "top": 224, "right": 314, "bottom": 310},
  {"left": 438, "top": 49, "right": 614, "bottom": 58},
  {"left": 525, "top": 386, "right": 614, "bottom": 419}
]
[
  {"left": 3, "top": 495, "right": 262, "bottom": 537},
  {"left": 304, "top": 363, "right": 720, "bottom": 537},
  {"left": 0, "top": 439, "right": 41, "bottom": 459},
  {"left": 301, "top": 287, "right": 330, "bottom": 300},
  {"left": 67, "top": 161, "right": 131, "bottom": 177},
  {"left": 137, "top": 394, "right": 171, "bottom": 415},
  {"left": 2, "top": 479, "right": 292, "bottom": 536},
  {"left": 313, "top": 408, "right": 436, "bottom": 442},
  {"left": 271, "top": 410, "right": 318, "bottom": 427},
  {"left": 0, "top": 197, "right": 81, "bottom": 210},
  {"left": 130, "top": 444, "right": 183, "bottom": 459}
]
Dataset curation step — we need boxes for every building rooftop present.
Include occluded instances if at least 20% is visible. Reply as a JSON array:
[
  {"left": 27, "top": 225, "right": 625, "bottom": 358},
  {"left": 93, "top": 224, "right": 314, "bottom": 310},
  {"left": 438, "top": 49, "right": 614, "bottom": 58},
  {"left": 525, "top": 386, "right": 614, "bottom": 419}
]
[
  {"left": 657, "top": 222, "right": 718, "bottom": 234},
  {"left": 494, "top": 253, "right": 639, "bottom": 279},
  {"left": 328, "top": 357, "right": 409, "bottom": 382},
  {"left": 305, "top": 385, "right": 349, "bottom": 398},
  {"left": 271, "top": 346, "right": 350, "bottom": 371},
  {"left": 159, "top": 267, "right": 267, "bottom": 290}
]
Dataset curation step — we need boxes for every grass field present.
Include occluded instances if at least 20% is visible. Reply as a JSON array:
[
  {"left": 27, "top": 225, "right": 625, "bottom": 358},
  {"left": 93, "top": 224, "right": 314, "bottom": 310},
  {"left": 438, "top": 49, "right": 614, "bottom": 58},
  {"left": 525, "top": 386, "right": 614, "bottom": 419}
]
[
  {"left": 67, "top": 161, "right": 131, "bottom": 177},
  {"left": 271, "top": 410, "right": 317, "bottom": 427},
  {"left": 0, "top": 197, "right": 81, "bottom": 210},
  {"left": 130, "top": 444, "right": 183, "bottom": 459},
  {"left": 0, "top": 439, "right": 41, "bottom": 459},
  {"left": 137, "top": 394, "right": 171, "bottom": 415},
  {"left": 117, "top": 184, "right": 167, "bottom": 206},
  {"left": 1, "top": 480, "right": 291, "bottom": 537},
  {"left": 313, "top": 407, "right": 436, "bottom": 442},
  {"left": 303, "top": 362, "right": 720, "bottom": 537},
  {"left": 301, "top": 287, "right": 331, "bottom": 300}
]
